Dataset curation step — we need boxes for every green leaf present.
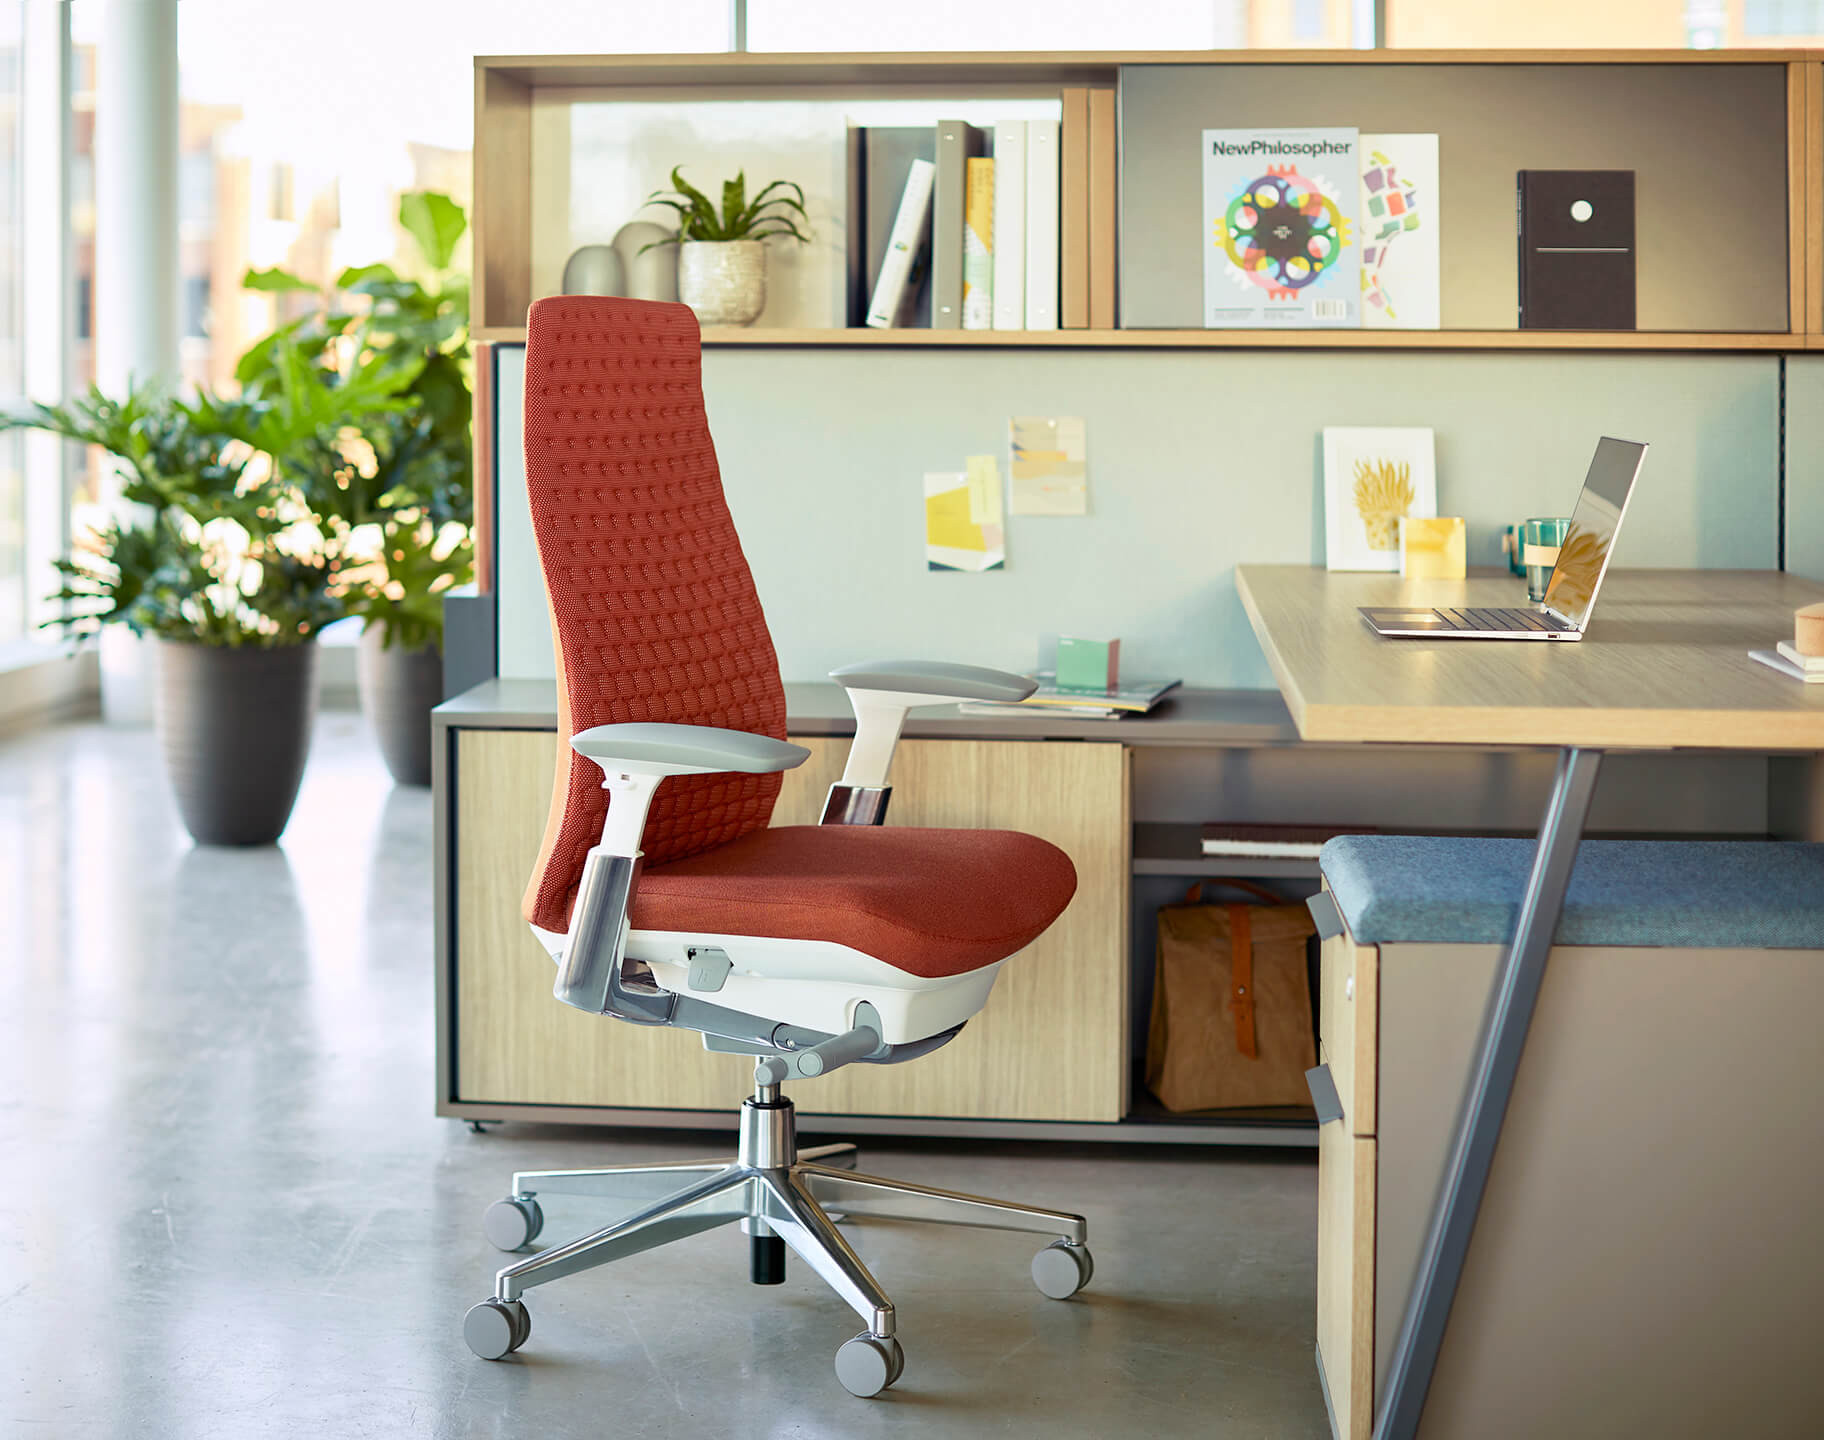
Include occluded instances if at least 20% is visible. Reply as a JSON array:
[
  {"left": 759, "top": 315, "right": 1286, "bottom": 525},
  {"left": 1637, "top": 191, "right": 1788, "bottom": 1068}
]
[
  {"left": 335, "top": 262, "right": 401, "bottom": 291},
  {"left": 243, "top": 266, "right": 318, "bottom": 294},
  {"left": 721, "top": 171, "right": 746, "bottom": 234},
  {"left": 398, "top": 191, "right": 467, "bottom": 272}
]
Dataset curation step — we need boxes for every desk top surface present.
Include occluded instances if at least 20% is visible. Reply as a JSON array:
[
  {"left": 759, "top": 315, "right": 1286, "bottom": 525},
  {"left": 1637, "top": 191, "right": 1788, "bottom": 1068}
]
[
  {"left": 1235, "top": 566, "right": 1824, "bottom": 750},
  {"left": 434, "top": 679, "right": 1303, "bottom": 746}
]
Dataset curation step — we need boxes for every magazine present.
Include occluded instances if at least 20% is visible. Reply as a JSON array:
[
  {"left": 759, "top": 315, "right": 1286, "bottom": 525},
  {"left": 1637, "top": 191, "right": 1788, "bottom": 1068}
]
[{"left": 1202, "top": 127, "right": 1360, "bottom": 328}]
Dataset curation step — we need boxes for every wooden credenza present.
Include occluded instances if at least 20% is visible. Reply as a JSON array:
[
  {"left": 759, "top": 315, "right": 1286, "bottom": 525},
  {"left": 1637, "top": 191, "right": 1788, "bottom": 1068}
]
[{"left": 442, "top": 714, "right": 1131, "bottom": 1127}]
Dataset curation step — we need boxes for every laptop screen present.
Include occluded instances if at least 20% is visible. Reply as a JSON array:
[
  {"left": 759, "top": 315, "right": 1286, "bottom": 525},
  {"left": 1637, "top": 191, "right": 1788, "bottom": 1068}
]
[{"left": 1541, "top": 437, "right": 1646, "bottom": 630}]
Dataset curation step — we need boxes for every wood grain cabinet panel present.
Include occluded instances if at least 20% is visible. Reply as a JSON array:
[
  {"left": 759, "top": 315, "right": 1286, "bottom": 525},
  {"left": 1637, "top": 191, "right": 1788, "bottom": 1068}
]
[{"left": 454, "top": 731, "right": 1130, "bottom": 1122}]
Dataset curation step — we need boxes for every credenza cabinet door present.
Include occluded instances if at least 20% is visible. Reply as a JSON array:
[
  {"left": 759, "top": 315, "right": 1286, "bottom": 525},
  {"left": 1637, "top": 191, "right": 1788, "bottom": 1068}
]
[{"left": 452, "top": 730, "right": 1130, "bottom": 1122}]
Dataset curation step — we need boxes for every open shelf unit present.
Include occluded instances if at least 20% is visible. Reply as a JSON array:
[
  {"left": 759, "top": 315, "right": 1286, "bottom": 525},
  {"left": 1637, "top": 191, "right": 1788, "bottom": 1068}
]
[{"left": 474, "top": 47, "right": 1824, "bottom": 351}]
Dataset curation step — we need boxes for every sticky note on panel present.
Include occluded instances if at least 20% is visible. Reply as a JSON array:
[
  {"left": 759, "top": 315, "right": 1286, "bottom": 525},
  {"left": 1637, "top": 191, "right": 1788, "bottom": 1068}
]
[
  {"left": 965, "top": 454, "right": 1003, "bottom": 526},
  {"left": 925, "top": 471, "right": 1005, "bottom": 572},
  {"left": 1009, "top": 415, "right": 1088, "bottom": 516}
]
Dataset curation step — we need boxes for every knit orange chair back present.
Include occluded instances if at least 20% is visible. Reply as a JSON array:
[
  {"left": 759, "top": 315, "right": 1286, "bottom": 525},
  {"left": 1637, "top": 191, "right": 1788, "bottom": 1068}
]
[{"left": 519, "top": 296, "right": 788, "bottom": 932}]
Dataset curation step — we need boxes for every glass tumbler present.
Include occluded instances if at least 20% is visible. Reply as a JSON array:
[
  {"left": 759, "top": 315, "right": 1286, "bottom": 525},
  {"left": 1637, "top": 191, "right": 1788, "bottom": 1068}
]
[{"left": 1523, "top": 517, "right": 1571, "bottom": 604}]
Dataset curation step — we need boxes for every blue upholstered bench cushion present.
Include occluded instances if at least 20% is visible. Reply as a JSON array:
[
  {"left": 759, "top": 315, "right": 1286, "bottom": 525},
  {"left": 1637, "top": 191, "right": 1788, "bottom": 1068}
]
[{"left": 1319, "top": 837, "right": 1824, "bottom": 949}]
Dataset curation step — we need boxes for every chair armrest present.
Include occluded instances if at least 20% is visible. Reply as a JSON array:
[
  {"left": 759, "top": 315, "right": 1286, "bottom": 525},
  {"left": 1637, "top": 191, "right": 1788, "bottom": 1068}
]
[
  {"left": 572, "top": 722, "right": 810, "bottom": 777},
  {"left": 829, "top": 659, "right": 1037, "bottom": 706},
  {"left": 827, "top": 660, "right": 1035, "bottom": 793},
  {"left": 571, "top": 723, "right": 809, "bottom": 855}
]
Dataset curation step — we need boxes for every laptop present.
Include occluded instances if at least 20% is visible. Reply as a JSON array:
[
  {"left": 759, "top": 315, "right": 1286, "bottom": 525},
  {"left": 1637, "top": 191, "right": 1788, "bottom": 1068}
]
[{"left": 1359, "top": 436, "right": 1647, "bottom": 642}]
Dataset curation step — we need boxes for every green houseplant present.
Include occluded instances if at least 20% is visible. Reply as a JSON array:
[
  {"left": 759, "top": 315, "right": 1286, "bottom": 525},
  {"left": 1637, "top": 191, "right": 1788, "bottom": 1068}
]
[
  {"left": 9, "top": 354, "right": 418, "bottom": 843},
  {"left": 644, "top": 168, "right": 810, "bottom": 326},
  {"left": 240, "top": 191, "right": 474, "bottom": 786}
]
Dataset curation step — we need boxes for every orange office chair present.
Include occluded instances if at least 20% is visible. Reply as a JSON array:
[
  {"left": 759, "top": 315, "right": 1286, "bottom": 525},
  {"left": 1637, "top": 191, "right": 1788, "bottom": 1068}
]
[{"left": 462, "top": 296, "right": 1091, "bottom": 1398}]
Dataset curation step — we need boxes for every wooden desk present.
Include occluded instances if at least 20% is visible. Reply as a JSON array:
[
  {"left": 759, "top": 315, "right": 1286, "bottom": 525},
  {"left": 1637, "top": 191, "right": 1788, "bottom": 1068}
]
[
  {"left": 1237, "top": 567, "right": 1824, "bottom": 751},
  {"left": 1235, "top": 565, "right": 1824, "bottom": 1440}
]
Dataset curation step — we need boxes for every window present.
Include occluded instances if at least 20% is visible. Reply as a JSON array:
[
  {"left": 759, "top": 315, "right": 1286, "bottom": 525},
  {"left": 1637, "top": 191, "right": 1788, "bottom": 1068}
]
[
  {"left": 1385, "top": 0, "right": 1824, "bottom": 47},
  {"left": 0, "top": 1, "right": 22, "bottom": 646},
  {"left": 1743, "top": 0, "right": 1824, "bottom": 35}
]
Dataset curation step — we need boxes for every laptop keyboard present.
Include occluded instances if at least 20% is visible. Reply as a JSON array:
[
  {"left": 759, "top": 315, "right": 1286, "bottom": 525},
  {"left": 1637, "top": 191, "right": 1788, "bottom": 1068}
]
[{"left": 1436, "top": 607, "right": 1562, "bottom": 632}]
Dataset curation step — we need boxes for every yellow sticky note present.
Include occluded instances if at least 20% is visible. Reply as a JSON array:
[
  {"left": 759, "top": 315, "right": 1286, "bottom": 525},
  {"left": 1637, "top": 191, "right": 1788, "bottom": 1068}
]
[{"left": 965, "top": 454, "right": 1002, "bottom": 526}]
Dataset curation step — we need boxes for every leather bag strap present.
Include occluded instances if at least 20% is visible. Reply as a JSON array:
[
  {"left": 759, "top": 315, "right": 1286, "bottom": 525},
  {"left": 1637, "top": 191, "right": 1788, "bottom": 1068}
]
[
  {"left": 1228, "top": 904, "right": 1257, "bottom": 1059},
  {"left": 1184, "top": 878, "right": 1282, "bottom": 907}
]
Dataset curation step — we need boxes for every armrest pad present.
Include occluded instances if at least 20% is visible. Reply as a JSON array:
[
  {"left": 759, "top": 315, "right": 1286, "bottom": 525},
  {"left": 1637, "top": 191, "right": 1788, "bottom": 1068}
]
[
  {"left": 829, "top": 659, "right": 1036, "bottom": 704},
  {"left": 571, "top": 722, "right": 810, "bottom": 776}
]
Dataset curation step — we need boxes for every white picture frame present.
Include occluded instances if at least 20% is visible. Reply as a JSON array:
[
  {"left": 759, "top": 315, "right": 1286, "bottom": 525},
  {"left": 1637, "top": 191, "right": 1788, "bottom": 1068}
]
[{"left": 1323, "top": 427, "right": 1438, "bottom": 572}]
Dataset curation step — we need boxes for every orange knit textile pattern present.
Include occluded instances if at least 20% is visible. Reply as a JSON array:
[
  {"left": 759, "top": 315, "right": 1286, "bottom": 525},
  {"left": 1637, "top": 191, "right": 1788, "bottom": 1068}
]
[{"left": 520, "top": 296, "right": 788, "bottom": 932}]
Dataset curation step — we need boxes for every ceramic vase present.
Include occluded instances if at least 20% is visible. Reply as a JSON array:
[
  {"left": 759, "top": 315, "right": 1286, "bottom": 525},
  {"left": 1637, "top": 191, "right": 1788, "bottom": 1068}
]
[
  {"left": 676, "top": 240, "right": 765, "bottom": 326},
  {"left": 561, "top": 244, "right": 626, "bottom": 296}
]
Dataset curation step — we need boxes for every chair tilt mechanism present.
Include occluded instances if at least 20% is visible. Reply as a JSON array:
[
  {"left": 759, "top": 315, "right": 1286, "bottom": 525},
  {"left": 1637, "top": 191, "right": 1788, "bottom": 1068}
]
[{"left": 461, "top": 297, "right": 1092, "bottom": 1400}]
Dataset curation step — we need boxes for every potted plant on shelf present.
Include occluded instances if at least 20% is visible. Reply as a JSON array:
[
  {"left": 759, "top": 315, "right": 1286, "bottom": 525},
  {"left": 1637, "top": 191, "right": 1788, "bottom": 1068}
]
[
  {"left": 643, "top": 167, "right": 811, "bottom": 326},
  {"left": 240, "top": 191, "right": 474, "bottom": 786}
]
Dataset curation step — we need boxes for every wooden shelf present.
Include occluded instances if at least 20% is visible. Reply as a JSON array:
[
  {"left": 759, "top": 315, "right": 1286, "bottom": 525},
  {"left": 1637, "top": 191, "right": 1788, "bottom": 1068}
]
[
  {"left": 473, "top": 324, "right": 1806, "bottom": 353},
  {"left": 477, "top": 50, "right": 1823, "bottom": 91}
]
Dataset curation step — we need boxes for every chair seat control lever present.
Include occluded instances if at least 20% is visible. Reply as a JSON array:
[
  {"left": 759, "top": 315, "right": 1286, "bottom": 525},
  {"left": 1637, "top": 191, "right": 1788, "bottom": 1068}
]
[{"left": 770, "top": 1003, "right": 888, "bottom": 1079}]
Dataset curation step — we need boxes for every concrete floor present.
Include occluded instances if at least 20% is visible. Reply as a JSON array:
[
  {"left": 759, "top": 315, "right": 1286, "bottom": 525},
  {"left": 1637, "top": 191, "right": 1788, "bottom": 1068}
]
[{"left": 0, "top": 712, "right": 1330, "bottom": 1439}]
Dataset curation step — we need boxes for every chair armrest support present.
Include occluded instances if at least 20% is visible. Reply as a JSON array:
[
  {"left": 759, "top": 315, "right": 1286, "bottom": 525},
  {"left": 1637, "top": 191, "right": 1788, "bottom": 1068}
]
[
  {"left": 829, "top": 661, "right": 1035, "bottom": 790},
  {"left": 555, "top": 723, "right": 809, "bottom": 1015}
]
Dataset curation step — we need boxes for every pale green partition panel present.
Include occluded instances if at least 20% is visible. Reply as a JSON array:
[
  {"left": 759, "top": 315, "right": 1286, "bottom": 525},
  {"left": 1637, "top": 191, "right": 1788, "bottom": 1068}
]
[
  {"left": 494, "top": 348, "right": 1779, "bottom": 688},
  {"left": 1786, "top": 356, "right": 1824, "bottom": 583}
]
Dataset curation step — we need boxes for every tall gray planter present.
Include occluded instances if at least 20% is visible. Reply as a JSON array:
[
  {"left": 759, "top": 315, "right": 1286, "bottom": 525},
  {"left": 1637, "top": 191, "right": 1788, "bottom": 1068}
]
[
  {"left": 153, "top": 638, "right": 319, "bottom": 846},
  {"left": 357, "top": 622, "right": 442, "bottom": 787}
]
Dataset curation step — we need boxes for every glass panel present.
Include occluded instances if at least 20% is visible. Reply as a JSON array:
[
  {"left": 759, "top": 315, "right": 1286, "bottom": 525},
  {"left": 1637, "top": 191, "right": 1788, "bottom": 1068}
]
[{"left": 0, "top": 0, "right": 21, "bottom": 645}]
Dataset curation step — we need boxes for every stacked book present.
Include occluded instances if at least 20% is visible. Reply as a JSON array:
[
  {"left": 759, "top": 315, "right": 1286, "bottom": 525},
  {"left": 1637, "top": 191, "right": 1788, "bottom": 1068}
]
[
  {"left": 1749, "top": 641, "right": 1824, "bottom": 684},
  {"left": 956, "top": 675, "right": 1181, "bottom": 721},
  {"left": 846, "top": 90, "right": 1117, "bottom": 333}
]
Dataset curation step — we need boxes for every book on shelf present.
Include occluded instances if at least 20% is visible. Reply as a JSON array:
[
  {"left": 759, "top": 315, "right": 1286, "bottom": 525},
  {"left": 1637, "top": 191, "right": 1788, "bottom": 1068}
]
[
  {"left": 1060, "top": 87, "right": 1091, "bottom": 328},
  {"left": 1359, "top": 134, "right": 1440, "bottom": 330},
  {"left": 847, "top": 126, "right": 936, "bottom": 327},
  {"left": 991, "top": 119, "right": 1027, "bottom": 331},
  {"left": 1517, "top": 169, "right": 1636, "bottom": 331},
  {"left": 932, "top": 120, "right": 986, "bottom": 329},
  {"left": 1024, "top": 117, "right": 1060, "bottom": 330},
  {"left": 1087, "top": 89, "right": 1117, "bottom": 328},
  {"left": 1199, "top": 823, "right": 1380, "bottom": 860},
  {"left": 845, "top": 112, "right": 1070, "bottom": 336},
  {"left": 963, "top": 157, "right": 995, "bottom": 329},
  {"left": 865, "top": 158, "right": 937, "bottom": 329},
  {"left": 1202, "top": 127, "right": 1361, "bottom": 329}
]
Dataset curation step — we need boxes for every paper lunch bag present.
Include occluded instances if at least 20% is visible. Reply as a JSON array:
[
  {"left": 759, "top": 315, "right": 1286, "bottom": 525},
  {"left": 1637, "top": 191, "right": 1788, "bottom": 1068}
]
[{"left": 1146, "top": 879, "right": 1318, "bottom": 1112}]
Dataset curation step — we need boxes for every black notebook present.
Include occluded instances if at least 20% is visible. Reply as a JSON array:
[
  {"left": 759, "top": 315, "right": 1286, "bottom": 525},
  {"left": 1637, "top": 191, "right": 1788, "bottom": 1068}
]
[{"left": 1517, "top": 170, "right": 1636, "bottom": 331}]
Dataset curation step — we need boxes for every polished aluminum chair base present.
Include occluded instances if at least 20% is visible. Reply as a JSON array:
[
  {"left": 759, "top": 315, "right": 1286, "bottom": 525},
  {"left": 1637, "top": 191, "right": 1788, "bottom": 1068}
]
[{"left": 464, "top": 1070, "right": 1093, "bottom": 1397}]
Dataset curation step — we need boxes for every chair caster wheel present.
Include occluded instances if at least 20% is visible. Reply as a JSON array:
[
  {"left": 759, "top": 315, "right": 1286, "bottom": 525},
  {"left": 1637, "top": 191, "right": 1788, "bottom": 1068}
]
[
  {"left": 835, "top": 1331, "right": 904, "bottom": 1397},
  {"left": 483, "top": 1196, "right": 543, "bottom": 1251},
  {"left": 1032, "top": 1239, "right": 1093, "bottom": 1299},
  {"left": 464, "top": 1298, "right": 531, "bottom": 1359}
]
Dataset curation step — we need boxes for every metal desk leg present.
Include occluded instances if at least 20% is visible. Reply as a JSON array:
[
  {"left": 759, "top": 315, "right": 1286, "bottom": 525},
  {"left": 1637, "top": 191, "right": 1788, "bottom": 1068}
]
[{"left": 1373, "top": 746, "right": 1604, "bottom": 1440}]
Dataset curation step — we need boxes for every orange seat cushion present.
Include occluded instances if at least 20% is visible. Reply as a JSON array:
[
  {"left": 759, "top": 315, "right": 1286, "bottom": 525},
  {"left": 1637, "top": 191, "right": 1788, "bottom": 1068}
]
[{"left": 632, "top": 825, "right": 1078, "bottom": 979}]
